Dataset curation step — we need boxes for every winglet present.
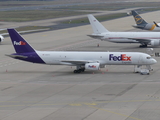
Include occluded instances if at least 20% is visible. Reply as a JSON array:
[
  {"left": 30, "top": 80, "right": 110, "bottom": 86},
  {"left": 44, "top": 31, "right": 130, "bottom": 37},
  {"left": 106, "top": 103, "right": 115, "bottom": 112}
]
[
  {"left": 87, "top": 14, "right": 109, "bottom": 34},
  {"left": 7, "top": 29, "right": 36, "bottom": 53}
]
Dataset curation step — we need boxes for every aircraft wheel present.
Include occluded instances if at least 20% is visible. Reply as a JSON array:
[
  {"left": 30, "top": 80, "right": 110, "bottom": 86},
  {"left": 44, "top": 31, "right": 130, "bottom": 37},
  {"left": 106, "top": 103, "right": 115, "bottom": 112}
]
[
  {"left": 74, "top": 70, "right": 77, "bottom": 73},
  {"left": 77, "top": 69, "right": 81, "bottom": 73},
  {"left": 149, "top": 69, "right": 153, "bottom": 71},
  {"left": 81, "top": 68, "right": 85, "bottom": 72},
  {"left": 139, "top": 45, "right": 147, "bottom": 48},
  {"left": 73, "top": 70, "right": 81, "bottom": 73}
]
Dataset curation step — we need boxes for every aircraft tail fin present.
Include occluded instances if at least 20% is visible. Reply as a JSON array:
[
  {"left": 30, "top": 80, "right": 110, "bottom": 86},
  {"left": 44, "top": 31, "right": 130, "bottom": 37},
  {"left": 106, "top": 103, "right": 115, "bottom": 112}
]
[
  {"left": 87, "top": 14, "right": 109, "bottom": 34},
  {"left": 7, "top": 29, "right": 36, "bottom": 53},
  {"left": 131, "top": 10, "right": 148, "bottom": 25}
]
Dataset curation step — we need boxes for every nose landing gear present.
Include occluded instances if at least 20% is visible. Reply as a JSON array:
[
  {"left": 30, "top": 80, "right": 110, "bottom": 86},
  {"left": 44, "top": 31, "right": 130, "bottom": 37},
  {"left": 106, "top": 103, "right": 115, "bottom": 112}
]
[{"left": 134, "top": 65, "right": 152, "bottom": 75}]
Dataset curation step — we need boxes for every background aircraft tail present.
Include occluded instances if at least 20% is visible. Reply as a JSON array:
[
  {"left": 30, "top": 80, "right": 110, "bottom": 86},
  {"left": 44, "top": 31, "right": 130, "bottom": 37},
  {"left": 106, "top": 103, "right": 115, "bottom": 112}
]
[
  {"left": 88, "top": 14, "right": 109, "bottom": 34},
  {"left": 131, "top": 10, "right": 147, "bottom": 25},
  {"left": 7, "top": 29, "right": 36, "bottom": 53}
]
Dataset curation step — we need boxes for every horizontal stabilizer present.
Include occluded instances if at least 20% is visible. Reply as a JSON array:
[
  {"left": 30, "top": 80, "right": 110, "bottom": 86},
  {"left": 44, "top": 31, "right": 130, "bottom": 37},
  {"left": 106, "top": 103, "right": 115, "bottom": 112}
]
[
  {"left": 153, "top": 21, "right": 159, "bottom": 27},
  {"left": 5, "top": 54, "right": 28, "bottom": 59},
  {"left": 132, "top": 25, "right": 146, "bottom": 28},
  {"left": 87, "top": 34, "right": 104, "bottom": 39}
]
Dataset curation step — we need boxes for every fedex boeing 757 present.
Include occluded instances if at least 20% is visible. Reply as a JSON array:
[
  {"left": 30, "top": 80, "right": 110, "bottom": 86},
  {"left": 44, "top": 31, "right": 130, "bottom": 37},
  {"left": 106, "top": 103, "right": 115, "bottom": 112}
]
[
  {"left": 6, "top": 29, "right": 156, "bottom": 74},
  {"left": 88, "top": 14, "right": 160, "bottom": 47}
]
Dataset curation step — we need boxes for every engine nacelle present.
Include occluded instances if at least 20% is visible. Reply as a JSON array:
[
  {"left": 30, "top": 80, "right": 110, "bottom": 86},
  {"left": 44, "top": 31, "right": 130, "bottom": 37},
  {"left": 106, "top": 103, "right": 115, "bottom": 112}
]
[
  {"left": 150, "top": 39, "right": 160, "bottom": 46},
  {"left": 85, "top": 63, "right": 100, "bottom": 70},
  {"left": 0, "top": 35, "right": 4, "bottom": 42}
]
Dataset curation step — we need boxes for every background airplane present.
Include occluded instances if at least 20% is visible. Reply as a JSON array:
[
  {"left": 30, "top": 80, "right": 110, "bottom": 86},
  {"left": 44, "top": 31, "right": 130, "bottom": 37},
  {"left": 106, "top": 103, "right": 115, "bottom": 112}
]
[
  {"left": 0, "top": 28, "right": 5, "bottom": 42},
  {"left": 87, "top": 14, "right": 160, "bottom": 47},
  {"left": 6, "top": 29, "right": 156, "bottom": 74},
  {"left": 130, "top": 10, "right": 160, "bottom": 31}
]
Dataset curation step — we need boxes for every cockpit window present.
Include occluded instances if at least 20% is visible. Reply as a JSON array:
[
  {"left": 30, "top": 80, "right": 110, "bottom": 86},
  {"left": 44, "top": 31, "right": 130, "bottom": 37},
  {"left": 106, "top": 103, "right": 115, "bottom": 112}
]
[{"left": 146, "top": 57, "right": 151, "bottom": 59}]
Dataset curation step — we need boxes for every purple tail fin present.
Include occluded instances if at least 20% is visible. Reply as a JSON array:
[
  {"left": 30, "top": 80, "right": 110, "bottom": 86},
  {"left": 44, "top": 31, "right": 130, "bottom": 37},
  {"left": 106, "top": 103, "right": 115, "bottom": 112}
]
[{"left": 7, "top": 29, "right": 35, "bottom": 53}]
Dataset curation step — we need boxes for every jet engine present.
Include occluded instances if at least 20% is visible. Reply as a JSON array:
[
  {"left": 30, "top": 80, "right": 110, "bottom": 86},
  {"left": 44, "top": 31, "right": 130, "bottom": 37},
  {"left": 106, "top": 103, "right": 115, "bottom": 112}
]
[
  {"left": 0, "top": 36, "right": 4, "bottom": 43},
  {"left": 150, "top": 39, "right": 160, "bottom": 46},
  {"left": 85, "top": 63, "right": 100, "bottom": 70}
]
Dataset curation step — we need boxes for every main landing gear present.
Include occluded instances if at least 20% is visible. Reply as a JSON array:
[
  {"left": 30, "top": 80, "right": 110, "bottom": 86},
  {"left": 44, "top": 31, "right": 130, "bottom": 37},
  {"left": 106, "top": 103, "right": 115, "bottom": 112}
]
[
  {"left": 73, "top": 66, "right": 85, "bottom": 73},
  {"left": 73, "top": 68, "right": 85, "bottom": 73},
  {"left": 139, "top": 44, "right": 147, "bottom": 48}
]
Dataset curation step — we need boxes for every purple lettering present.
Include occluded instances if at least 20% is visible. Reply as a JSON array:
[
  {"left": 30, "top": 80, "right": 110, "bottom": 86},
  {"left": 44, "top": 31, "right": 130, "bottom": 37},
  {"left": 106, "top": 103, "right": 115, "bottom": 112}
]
[{"left": 109, "top": 54, "right": 131, "bottom": 61}]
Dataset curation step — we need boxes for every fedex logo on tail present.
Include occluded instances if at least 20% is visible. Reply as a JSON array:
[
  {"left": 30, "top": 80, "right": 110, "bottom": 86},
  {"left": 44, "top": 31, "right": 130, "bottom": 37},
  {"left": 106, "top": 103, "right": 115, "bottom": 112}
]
[
  {"left": 14, "top": 41, "right": 26, "bottom": 45},
  {"left": 109, "top": 54, "right": 131, "bottom": 61}
]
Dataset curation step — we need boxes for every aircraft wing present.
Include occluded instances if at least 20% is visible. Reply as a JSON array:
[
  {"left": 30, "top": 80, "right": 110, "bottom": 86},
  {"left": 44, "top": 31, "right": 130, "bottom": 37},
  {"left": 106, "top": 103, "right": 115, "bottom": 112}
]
[
  {"left": 128, "top": 38, "right": 151, "bottom": 44},
  {"left": 61, "top": 60, "right": 97, "bottom": 65}
]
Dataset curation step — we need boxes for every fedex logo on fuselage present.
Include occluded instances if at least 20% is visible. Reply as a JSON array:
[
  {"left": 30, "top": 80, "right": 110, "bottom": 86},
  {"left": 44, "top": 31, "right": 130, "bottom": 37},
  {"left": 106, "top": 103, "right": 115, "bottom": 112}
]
[
  {"left": 109, "top": 54, "right": 131, "bottom": 61},
  {"left": 14, "top": 41, "right": 26, "bottom": 45},
  {"left": 88, "top": 65, "right": 96, "bottom": 68}
]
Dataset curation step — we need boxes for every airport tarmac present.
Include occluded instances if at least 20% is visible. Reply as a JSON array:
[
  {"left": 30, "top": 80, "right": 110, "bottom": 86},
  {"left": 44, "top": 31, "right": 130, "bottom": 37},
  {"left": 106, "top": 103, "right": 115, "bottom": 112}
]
[{"left": 0, "top": 10, "right": 160, "bottom": 120}]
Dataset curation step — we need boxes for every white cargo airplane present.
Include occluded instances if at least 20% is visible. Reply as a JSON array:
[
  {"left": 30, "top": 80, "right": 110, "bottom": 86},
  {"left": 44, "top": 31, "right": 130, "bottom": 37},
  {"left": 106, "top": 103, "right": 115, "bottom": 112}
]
[
  {"left": 130, "top": 10, "right": 160, "bottom": 31},
  {"left": 6, "top": 29, "right": 156, "bottom": 74},
  {"left": 87, "top": 14, "right": 160, "bottom": 47}
]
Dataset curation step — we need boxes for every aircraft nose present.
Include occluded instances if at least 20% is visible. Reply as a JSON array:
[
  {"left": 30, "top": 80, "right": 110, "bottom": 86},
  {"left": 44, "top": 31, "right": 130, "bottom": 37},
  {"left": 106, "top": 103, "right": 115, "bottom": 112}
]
[{"left": 152, "top": 58, "right": 157, "bottom": 64}]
